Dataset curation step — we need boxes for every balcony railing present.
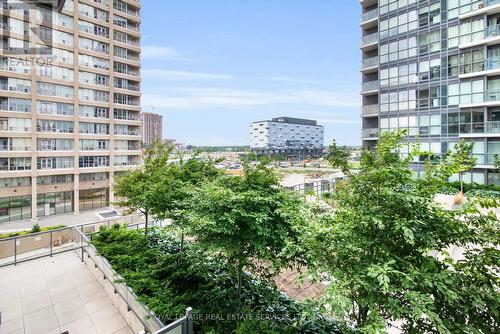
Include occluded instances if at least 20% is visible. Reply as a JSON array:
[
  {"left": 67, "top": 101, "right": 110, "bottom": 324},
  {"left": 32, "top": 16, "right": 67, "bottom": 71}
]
[
  {"left": 114, "top": 38, "right": 140, "bottom": 47},
  {"left": 114, "top": 130, "right": 140, "bottom": 136},
  {"left": 486, "top": 0, "right": 500, "bottom": 7},
  {"left": 361, "top": 8, "right": 378, "bottom": 23},
  {"left": 114, "top": 84, "right": 140, "bottom": 91},
  {"left": 361, "top": 56, "right": 378, "bottom": 69},
  {"left": 457, "top": 121, "right": 500, "bottom": 135},
  {"left": 0, "top": 217, "right": 194, "bottom": 334},
  {"left": 114, "top": 115, "right": 140, "bottom": 121},
  {"left": 486, "top": 89, "right": 500, "bottom": 101},
  {"left": 362, "top": 80, "right": 378, "bottom": 92},
  {"left": 114, "top": 161, "right": 139, "bottom": 166},
  {"left": 485, "top": 24, "right": 500, "bottom": 39},
  {"left": 362, "top": 104, "right": 379, "bottom": 115},
  {"left": 115, "top": 146, "right": 141, "bottom": 150},
  {"left": 362, "top": 128, "right": 379, "bottom": 138},
  {"left": 361, "top": 33, "right": 378, "bottom": 47}
]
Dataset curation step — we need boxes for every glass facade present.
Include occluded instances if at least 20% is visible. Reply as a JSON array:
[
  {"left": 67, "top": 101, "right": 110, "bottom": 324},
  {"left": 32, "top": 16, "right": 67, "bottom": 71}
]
[
  {"left": 79, "top": 188, "right": 109, "bottom": 212},
  {"left": 0, "top": 196, "right": 32, "bottom": 223},
  {"left": 37, "top": 191, "right": 74, "bottom": 218},
  {"left": 361, "top": 0, "right": 500, "bottom": 185}
]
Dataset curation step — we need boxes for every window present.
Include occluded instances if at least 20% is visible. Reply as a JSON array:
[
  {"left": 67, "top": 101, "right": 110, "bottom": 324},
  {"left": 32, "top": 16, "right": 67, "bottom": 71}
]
[
  {"left": 419, "top": 30, "right": 441, "bottom": 55},
  {"left": 0, "top": 196, "right": 31, "bottom": 223},
  {"left": 79, "top": 188, "right": 109, "bottom": 211}
]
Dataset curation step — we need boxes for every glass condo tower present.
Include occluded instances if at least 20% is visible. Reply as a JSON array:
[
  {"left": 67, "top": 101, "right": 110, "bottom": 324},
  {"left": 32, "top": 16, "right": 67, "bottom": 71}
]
[{"left": 361, "top": 0, "right": 500, "bottom": 185}]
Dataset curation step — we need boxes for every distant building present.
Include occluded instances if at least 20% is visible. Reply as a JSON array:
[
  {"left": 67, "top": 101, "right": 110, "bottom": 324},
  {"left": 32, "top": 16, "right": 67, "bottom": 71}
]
[
  {"left": 250, "top": 117, "right": 324, "bottom": 158},
  {"left": 165, "top": 138, "right": 188, "bottom": 153},
  {"left": 141, "top": 112, "right": 163, "bottom": 146}
]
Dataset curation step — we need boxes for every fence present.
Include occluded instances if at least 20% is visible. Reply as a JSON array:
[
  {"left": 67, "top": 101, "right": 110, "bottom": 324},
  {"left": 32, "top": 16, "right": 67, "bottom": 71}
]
[
  {"left": 285, "top": 178, "right": 344, "bottom": 197},
  {"left": 0, "top": 215, "right": 192, "bottom": 334}
]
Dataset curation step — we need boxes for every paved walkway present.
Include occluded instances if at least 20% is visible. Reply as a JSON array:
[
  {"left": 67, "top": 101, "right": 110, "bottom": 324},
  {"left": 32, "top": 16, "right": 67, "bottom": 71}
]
[
  {"left": 0, "top": 252, "right": 133, "bottom": 334},
  {"left": 0, "top": 208, "right": 116, "bottom": 233}
]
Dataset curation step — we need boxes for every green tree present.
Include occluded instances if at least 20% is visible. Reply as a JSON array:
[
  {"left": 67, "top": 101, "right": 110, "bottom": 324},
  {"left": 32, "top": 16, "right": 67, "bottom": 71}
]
[
  {"left": 150, "top": 155, "right": 223, "bottom": 252},
  {"left": 114, "top": 141, "right": 172, "bottom": 235},
  {"left": 187, "top": 161, "right": 305, "bottom": 305},
  {"left": 447, "top": 140, "right": 477, "bottom": 192},
  {"left": 324, "top": 140, "right": 351, "bottom": 174},
  {"left": 304, "top": 130, "right": 499, "bottom": 333}
]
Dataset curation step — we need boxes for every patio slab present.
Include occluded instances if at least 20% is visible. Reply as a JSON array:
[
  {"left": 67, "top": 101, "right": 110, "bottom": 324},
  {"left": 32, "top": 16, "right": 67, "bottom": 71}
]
[{"left": 0, "top": 252, "right": 134, "bottom": 334}]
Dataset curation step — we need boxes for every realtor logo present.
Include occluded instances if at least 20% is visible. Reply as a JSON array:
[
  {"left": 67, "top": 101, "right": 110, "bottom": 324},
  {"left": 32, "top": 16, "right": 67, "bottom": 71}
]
[{"left": 3, "top": 0, "right": 64, "bottom": 56}]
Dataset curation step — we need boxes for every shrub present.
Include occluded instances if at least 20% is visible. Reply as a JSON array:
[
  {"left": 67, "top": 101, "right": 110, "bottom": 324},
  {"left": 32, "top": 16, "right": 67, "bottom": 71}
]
[
  {"left": 442, "top": 181, "right": 500, "bottom": 198},
  {"left": 92, "top": 226, "right": 348, "bottom": 334},
  {"left": 0, "top": 225, "right": 66, "bottom": 239}
]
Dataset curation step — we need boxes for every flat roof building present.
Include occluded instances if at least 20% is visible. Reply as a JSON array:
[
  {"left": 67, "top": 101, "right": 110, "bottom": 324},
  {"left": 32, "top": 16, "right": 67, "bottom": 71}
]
[
  {"left": 360, "top": 0, "right": 500, "bottom": 185},
  {"left": 0, "top": 0, "right": 142, "bottom": 223},
  {"left": 141, "top": 112, "right": 163, "bottom": 146},
  {"left": 250, "top": 117, "right": 324, "bottom": 158}
]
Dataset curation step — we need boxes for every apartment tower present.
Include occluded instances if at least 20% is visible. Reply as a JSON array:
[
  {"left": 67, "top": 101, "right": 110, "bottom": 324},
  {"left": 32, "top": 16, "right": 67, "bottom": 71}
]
[
  {"left": 140, "top": 111, "right": 162, "bottom": 146},
  {"left": 0, "top": 0, "right": 142, "bottom": 223},
  {"left": 361, "top": 0, "right": 500, "bottom": 185}
]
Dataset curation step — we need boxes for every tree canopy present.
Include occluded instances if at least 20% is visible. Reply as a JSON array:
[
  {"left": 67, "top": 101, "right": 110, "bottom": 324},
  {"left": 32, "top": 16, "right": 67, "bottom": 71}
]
[
  {"left": 302, "top": 131, "right": 499, "bottom": 333},
  {"left": 187, "top": 161, "right": 306, "bottom": 302}
]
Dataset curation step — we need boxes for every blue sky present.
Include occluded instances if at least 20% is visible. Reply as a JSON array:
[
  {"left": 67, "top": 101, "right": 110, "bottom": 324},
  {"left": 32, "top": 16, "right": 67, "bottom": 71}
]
[{"left": 140, "top": 0, "right": 361, "bottom": 146}]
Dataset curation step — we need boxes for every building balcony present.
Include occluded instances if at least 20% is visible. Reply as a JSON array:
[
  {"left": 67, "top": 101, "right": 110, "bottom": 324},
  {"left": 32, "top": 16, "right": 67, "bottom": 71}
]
[
  {"left": 360, "top": 0, "right": 378, "bottom": 8},
  {"left": 114, "top": 146, "right": 141, "bottom": 151},
  {"left": 459, "top": 57, "right": 500, "bottom": 78},
  {"left": 114, "top": 84, "right": 140, "bottom": 92},
  {"left": 361, "top": 33, "right": 378, "bottom": 50},
  {"left": 473, "top": 153, "right": 500, "bottom": 167},
  {"left": 361, "top": 80, "right": 378, "bottom": 94},
  {"left": 0, "top": 145, "right": 31, "bottom": 151},
  {"left": 459, "top": 89, "right": 500, "bottom": 107},
  {"left": 460, "top": 0, "right": 500, "bottom": 20},
  {"left": 114, "top": 161, "right": 140, "bottom": 167},
  {"left": 361, "top": 8, "right": 378, "bottom": 28},
  {"left": 460, "top": 24, "right": 500, "bottom": 48},
  {"left": 114, "top": 131, "right": 140, "bottom": 136},
  {"left": 362, "top": 128, "right": 379, "bottom": 139},
  {"left": 362, "top": 104, "right": 379, "bottom": 116},
  {"left": 361, "top": 56, "right": 378, "bottom": 71},
  {"left": 458, "top": 121, "right": 500, "bottom": 138}
]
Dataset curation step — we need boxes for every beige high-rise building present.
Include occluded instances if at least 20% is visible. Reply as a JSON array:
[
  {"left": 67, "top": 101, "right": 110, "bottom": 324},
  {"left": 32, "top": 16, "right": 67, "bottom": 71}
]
[
  {"left": 0, "top": 0, "right": 142, "bottom": 223},
  {"left": 140, "top": 111, "right": 162, "bottom": 146}
]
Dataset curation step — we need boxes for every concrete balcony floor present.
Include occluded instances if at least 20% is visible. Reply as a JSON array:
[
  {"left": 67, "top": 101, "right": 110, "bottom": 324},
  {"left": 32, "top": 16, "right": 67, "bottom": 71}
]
[{"left": 0, "top": 252, "right": 133, "bottom": 334}]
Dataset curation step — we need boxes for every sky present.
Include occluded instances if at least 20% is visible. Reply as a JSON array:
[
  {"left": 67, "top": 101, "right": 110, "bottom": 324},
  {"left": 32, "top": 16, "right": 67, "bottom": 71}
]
[{"left": 140, "top": 0, "right": 361, "bottom": 146}]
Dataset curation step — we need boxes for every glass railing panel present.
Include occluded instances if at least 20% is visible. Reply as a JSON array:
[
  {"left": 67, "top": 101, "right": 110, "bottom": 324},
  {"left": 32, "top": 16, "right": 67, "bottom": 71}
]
[
  {"left": 361, "top": 8, "right": 378, "bottom": 22},
  {"left": 15, "top": 233, "right": 51, "bottom": 262},
  {"left": 362, "top": 33, "right": 378, "bottom": 46},
  {"left": 486, "top": 0, "right": 500, "bottom": 7},
  {"left": 51, "top": 229, "right": 76, "bottom": 255},
  {"left": 0, "top": 239, "right": 15, "bottom": 266}
]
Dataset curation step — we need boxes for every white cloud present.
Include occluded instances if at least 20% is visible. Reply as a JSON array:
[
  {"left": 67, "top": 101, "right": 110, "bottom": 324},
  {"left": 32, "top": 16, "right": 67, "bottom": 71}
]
[
  {"left": 142, "top": 69, "right": 234, "bottom": 81},
  {"left": 316, "top": 118, "right": 360, "bottom": 125},
  {"left": 265, "top": 76, "right": 322, "bottom": 84},
  {"left": 141, "top": 46, "right": 185, "bottom": 60},
  {"left": 142, "top": 87, "right": 360, "bottom": 110}
]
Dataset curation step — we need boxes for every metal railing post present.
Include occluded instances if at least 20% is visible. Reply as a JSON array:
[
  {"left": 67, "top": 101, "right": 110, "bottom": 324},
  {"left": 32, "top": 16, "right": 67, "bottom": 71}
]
[
  {"left": 50, "top": 231, "right": 53, "bottom": 257},
  {"left": 13, "top": 238, "right": 17, "bottom": 266},
  {"left": 186, "top": 307, "right": 193, "bottom": 334},
  {"left": 80, "top": 226, "right": 84, "bottom": 262}
]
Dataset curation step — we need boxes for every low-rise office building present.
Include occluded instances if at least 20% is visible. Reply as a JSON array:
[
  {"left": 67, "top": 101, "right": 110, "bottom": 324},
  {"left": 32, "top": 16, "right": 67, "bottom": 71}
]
[{"left": 250, "top": 117, "right": 324, "bottom": 158}]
